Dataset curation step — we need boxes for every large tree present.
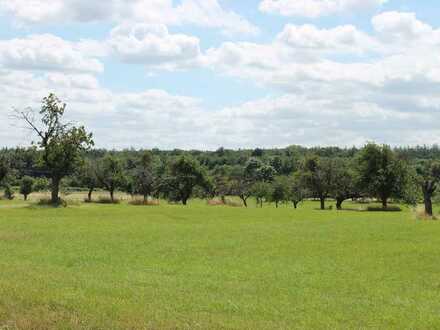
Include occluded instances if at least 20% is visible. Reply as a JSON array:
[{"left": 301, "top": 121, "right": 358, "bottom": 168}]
[
  {"left": 356, "top": 143, "right": 409, "bottom": 208},
  {"left": 15, "top": 94, "right": 93, "bottom": 204}
]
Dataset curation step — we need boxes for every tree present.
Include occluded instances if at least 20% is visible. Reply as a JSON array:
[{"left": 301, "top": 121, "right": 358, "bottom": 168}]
[
  {"left": 19, "top": 176, "right": 34, "bottom": 201},
  {"left": 331, "top": 158, "right": 357, "bottom": 210},
  {"left": 96, "top": 155, "right": 125, "bottom": 202},
  {"left": 356, "top": 144, "right": 409, "bottom": 209},
  {"left": 416, "top": 161, "right": 440, "bottom": 217},
  {"left": 133, "top": 151, "right": 156, "bottom": 201},
  {"left": 252, "top": 181, "right": 271, "bottom": 208},
  {"left": 287, "top": 174, "right": 307, "bottom": 209},
  {"left": 269, "top": 176, "right": 289, "bottom": 208},
  {"left": 161, "top": 156, "right": 207, "bottom": 205},
  {"left": 0, "top": 157, "right": 8, "bottom": 185},
  {"left": 78, "top": 160, "right": 98, "bottom": 202},
  {"left": 15, "top": 94, "right": 94, "bottom": 204},
  {"left": 299, "top": 155, "right": 334, "bottom": 210}
]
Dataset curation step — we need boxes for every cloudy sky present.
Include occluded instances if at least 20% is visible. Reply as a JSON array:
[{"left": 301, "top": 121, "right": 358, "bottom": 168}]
[{"left": 0, "top": 0, "right": 439, "bottom": 150}]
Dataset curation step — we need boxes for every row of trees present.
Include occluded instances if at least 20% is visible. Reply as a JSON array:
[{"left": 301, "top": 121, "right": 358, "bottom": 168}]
[{"left": 1, "top": 94, "right": 439, "bottom": 216}]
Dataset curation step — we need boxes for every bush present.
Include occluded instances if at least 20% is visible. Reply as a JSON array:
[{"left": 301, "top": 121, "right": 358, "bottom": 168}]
[
  {"left": 37, "top": 198, "right": 68, "bottom": 208},
  {"left": 366, "top": 205, "right": 402, "bottom": 212},
  {"left": 3, "top": 185, "right": 15, "bottom": 200},
  {"left": 128, "top": 199, "right": 160, "bottom": 206},
  {"left": 96, "top": 197, "right": 121, "bottom": 204}
]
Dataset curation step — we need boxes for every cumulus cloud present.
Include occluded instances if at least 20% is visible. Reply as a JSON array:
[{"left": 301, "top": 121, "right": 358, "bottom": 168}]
[
  {"left": 1, "top": 7, "right": 440, "bottom": 149},
  {"left": 0, "top": 34, "right": 103, "bottom": 73},
  {"left": 108, "top": 24, "right": 202, "bottom": 70},
  {"left": 0, "top": 0, "right": 258, "bottom": 36},
  {"left": 259, "top": 0, "right": 388, "bottom": 18}
]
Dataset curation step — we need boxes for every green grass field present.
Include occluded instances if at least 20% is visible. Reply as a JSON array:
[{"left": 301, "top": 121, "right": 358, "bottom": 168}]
[{"left": 1, "top": 199, "right": 440, "bottom": 329}]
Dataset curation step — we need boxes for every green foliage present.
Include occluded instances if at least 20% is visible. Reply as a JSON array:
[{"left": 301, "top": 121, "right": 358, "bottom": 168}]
[
  {"left": 160, "top": 156, "right": 207, "bottom": 205},
  {"left": 299, "top": 155, "right": 335, "bottom": 209},
  {"left": 96, "top": 155, "right": 126, "bottom": 202},
  {"left": 19, "top": 176, "right": 34, "bottom": 200},
  {"left": 268, "top": 176, "right": 289, "bottom": 207},
  {"left": 17, "top": 94, "right": 94, "bottom": 204},
  {"left": 356, "top": 143, "right": 410, "bottom": 208},
  {"left": 3, "top": 184, "right": 14, "bottom": 200}
]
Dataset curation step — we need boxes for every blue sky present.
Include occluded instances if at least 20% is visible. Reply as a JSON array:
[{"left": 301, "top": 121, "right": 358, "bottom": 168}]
[{"left": 0, "top": 0, "right": 439, "bottom": 149}]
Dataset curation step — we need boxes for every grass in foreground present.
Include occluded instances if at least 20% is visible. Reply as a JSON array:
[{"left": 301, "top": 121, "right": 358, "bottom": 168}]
[{"left": 0, "top": 200, "right": 440, "bottom": 329}]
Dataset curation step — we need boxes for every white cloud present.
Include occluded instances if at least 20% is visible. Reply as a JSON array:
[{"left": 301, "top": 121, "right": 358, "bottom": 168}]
[
  {"left": 108, "top": 24, "right": 202, "bottom": 70},
  {"left": 259, "top": 0, "right": 388, "bottom": 18},
  {"left": 0, "top": 0, "right": 258, "bottom": 36},
  {"left": 0, "top": 34, "right": 103, "bottom": 73}
]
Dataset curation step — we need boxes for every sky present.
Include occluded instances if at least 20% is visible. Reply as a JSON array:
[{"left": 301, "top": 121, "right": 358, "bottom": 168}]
[{"left": 0, "top": 0, "right": 439, "bottom": 150}]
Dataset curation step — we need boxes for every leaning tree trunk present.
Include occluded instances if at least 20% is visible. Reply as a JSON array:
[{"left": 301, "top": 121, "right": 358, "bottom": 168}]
[
  {"left": 336, "top": 197, "right": 344, "bottom": 210},
  {"left": 240, "top": 195, "right": 248, "bottom": 208},
  {"left": 51, "top": 176, "right": 61, "bottom": 204}
]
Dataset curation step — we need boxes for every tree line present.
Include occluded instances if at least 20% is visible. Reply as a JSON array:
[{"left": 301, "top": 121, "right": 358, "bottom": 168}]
[{"left": 1, "top": 94, "right": 440, "bottom": 217}]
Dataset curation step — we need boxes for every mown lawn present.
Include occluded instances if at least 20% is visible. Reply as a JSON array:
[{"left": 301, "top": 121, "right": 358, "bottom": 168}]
[{"left": 0, "top": 200, "right": 440, "bottom": 329}]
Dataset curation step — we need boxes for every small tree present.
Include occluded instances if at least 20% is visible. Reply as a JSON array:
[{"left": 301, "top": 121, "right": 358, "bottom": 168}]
[
  {"left": 331, "top": 158, "right": 357, "bottom": 210},
  {"left": 252, "top": 181, "right": 271, "bottom": 208},
  {"left": 15, "top": 94, "right": 94, "bottom": 204},
  {"left": 133, "top": 151, "right": 156, "bottom": 201},
  {"left": 20, "top": 176, "right": 34, "bottom": 201},
  {"left": 96, "top": 155, "right": 125, "bottom": 202},
  {"left": 269, "top": 176, "right": 289, "bottom": 208},
  {"left": 78, "top": 160, "right": 98, "bottom": 202},
  {"left": 299, "top": 155, "right": 334, "bottom": 210},
  {"left": 287, "top": 174, "right": 307, "bottom": 209},
  {"left": 161, "top": 156, "right": 207, "bottom": 205},
  {"left": 3, "top": 184, "right": 14, "bottom": 200},
  {"left": 356, "top": 143, "right": 409, "bottom": 208}
]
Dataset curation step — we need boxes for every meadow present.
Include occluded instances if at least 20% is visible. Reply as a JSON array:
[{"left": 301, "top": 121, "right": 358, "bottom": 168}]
[{"left": 1, "top": 197, "right": 440, "bottom": 329}]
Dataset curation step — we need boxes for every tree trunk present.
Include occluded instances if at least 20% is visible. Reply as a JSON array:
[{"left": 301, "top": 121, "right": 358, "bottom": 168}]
[
  {"left": 240, "top": 196, "right": 248, "bottom": 208},
  {"left": 424, "top": 195, "right": 433, "bottom": 217},
  {"left": 336, "top": 197, "right": 344, "bottom": 210},
  {"left": 275, "top": 201, "right": 279, "bottom": 208},
  {"left": 88, "top": 188, "right": 93, "bottom": 202},
  {"left": 382, "top": 197, "right": 388, "bottom": 209},
  {"left": 143, "top": 194, "right": 148, "bottom": 202},
  {"left": 182, "top": 198, "right": 188, "bottom": 205},
  {"left": 293, "top": 201, "right": 298, "bottom": 209},
  {"left": 110, "top": 189, "right": 114, "bottom": 202},
  {"left": 260, "top": 199, "right": 263, "bottom": 208},
  {"left": 51, "top": 177, "right": 60, "bottom": 204},
  {"left": 221, "top": 196, "right": 226, "bottom": 204},
  {"left": 24, "top": 194, "right": 28, "bottom": 201},
  {"left": 320, "top": 197, "right": 325, "bottom": 210}
]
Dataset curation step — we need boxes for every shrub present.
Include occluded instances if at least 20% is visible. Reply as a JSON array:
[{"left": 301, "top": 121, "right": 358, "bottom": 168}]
[
  {"left": 37, "top": 198, "right": 68, "bottom": 208},
  {"left": 366, "top": 205, "right": 402, "bottom": 212},
  {"left": 128, "top": 199, "right": 160, "bottom": 206},
  {"left": 3, "top": 184, "right": 15, "bottom": 200},
  {"left": 96, "top": 197, "right": 121, "bottom": 204}
]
